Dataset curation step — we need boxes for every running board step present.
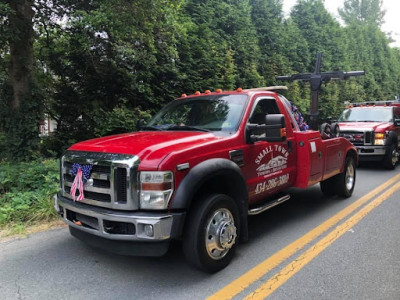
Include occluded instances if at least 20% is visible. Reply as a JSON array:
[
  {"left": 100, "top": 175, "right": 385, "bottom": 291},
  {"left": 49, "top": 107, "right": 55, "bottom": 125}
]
[{"left": 248, "top": 194, "right": 291, "bottom": 216}]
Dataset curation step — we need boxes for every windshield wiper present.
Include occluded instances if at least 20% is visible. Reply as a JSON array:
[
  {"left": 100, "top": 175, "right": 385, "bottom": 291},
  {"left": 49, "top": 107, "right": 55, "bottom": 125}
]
[
  {"left": 140, "top": 125, "right": 163, "bottom": 131},
  {"left": 167, "top": 125, "right": 211, "bottom": 132}
]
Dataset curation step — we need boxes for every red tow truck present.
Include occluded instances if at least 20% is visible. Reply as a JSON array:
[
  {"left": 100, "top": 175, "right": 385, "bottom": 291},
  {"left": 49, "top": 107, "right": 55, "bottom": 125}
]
[
  {"left": 54, "top": 86, "right": 357, "bottom": 272},
  {"left": 338, "top": 100, "right": 400, "bottom": 169}
]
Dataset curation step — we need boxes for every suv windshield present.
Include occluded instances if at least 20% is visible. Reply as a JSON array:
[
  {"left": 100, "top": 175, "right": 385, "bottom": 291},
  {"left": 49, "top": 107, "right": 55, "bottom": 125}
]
[
  {"left": 146, "top": 94, "right": 248, "bottom": 132},
  {"left": 338, "top": 107, "right": 393, "bottom": 123}
]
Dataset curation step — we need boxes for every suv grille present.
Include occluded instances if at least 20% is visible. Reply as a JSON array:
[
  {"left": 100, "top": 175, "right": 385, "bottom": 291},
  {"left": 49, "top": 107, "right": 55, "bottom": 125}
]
[
  {"left": 61, "top": 151, "right": 140, "bottom": 210},
  {"left": 340, "top": 131, "right": 374, "bottom": 146}
]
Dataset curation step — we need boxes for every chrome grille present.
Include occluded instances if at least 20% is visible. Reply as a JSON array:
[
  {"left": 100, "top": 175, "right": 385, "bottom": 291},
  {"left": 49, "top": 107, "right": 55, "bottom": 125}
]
[
  {"left": 61, "top": 151, "right": 140, "bottom": 210},
  {"left": 340, "top": 130, "right": 374, "bottom": 146}
]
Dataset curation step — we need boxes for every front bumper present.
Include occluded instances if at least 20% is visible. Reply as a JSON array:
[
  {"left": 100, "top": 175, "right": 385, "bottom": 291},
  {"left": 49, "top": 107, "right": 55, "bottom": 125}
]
[
  {"left": 55, "top": 193, "right": 186, "bottom": 256},
  {"left": 356, "top": 145, "right": 389, "bottom": 161}
]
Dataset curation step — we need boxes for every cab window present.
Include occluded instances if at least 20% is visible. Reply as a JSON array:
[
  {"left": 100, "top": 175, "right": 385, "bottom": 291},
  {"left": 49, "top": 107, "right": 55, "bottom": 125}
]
[{"left": 249, "top": 98, "right": 280, "bottom": 124}]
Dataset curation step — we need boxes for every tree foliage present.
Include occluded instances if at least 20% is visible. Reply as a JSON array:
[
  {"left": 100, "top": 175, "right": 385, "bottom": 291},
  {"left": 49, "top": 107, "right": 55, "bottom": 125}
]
[
  {"left": 0, "top": 0, "right": 400, "bottom": 161},
  {"left": 339, "top": 0, "right": 385, "bottom": 27}
]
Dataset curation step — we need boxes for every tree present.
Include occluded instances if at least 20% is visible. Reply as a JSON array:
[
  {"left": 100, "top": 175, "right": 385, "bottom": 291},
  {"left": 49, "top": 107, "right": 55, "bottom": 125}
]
[
  {"left": 250, "top": 0, "right": 285, "bottom": 84},
  {"left": 7, "top": 0, "right": 34, "bottom": 110},
  {"left": 182, "top": 0, "right": 264, "bottom": 89},
  {"left": 339, "top": 0, "right": 400, "bottom": 101},
  {"left": 0, "top": 0, "right": 42, "bottom": 160},
  {"left": 339, "top": 0, "right": 385, "bottom": 27},
  {"left": 35, "top": 0, "right": 184, "bottom": 154},
  {"left": 290, "top": 0, "right": 350, "bottom": 119}
]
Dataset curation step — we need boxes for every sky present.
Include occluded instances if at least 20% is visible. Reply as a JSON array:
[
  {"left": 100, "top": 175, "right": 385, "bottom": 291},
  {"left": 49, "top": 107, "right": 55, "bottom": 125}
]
[{"left": 282, "top": 0, "right": 400, "bottom": 47}]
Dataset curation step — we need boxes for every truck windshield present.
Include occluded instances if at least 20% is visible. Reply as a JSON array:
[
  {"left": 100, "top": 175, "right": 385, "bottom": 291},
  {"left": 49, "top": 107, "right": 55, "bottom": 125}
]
[
  {"left": 338, "top": 107, "right": 393, "bottom": 123},
  {"left": 146, "top": 94, "right": 248, "bottom": 132}
]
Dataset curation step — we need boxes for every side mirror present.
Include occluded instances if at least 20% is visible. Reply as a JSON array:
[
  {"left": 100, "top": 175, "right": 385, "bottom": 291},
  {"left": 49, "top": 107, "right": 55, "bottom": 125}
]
[
  {"left": 247, "top": 114, "right": 286, "bottom": 143},
  {"left": 394, "top": 119, "right": 400, "bottom": 127}
]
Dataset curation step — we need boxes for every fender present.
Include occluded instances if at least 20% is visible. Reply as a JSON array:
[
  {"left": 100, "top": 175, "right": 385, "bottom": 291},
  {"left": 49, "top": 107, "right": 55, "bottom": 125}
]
[
  {"left": 385, "top": 131, "right": 398, "bottom": 147},
  {"left": 345, "top": 148, "right": 358, "bottom": 167},
  {"left": 170, "top": 158, "right": 249, "bottom": 241}
]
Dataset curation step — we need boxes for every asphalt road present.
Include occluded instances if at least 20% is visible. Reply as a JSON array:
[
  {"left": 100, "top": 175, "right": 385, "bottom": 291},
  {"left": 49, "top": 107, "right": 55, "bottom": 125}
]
[{"left": 1, "top": 165, "right": 400, "bottom": 300}]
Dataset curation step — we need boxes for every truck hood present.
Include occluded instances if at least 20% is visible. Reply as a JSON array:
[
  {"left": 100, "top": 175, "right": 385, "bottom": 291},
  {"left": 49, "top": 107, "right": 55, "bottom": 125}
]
[
  {"left": 68, "top": 131, "right": 220, "bottom": 167},
  {"left": 339, "top": 122, "right": 391, "bottom": 132}
]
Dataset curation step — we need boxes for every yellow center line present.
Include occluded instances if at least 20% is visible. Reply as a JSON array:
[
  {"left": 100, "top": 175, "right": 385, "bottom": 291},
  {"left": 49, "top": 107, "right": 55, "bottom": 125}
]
[
  {"left": 208, "top": 174, "right": 400, "bottom": 300},
  {"left": 245, "top": 181, "right": 400, "bottom": 299}
]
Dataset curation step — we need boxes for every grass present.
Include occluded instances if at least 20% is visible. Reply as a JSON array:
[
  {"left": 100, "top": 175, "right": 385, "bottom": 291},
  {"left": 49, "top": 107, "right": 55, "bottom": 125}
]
[{"left": 0, "top": 159, "right": 60, "bottom": 236}]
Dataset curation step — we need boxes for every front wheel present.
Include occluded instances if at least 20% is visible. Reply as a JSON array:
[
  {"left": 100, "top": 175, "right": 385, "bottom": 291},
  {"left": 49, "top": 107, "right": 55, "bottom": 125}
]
[
  {"left": 335, "top": 156, "right": 356, "bottom": 198},
  {"left": 383, "top": 143, "right": 398, "bottom": 169},
  {"left": 183, "top": 194, "right": 240, "bottom": 273}
]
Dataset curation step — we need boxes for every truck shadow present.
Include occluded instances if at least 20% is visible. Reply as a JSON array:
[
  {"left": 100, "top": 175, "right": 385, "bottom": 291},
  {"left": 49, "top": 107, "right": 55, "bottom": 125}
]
[{"left": 247, "top": 186, "right": 337, "bottom": 240}]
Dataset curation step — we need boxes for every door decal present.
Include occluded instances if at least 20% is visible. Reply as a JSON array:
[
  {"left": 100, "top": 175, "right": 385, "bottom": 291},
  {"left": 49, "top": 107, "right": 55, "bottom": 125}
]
[{"left": 255, "top": 145, "right": 289, "bottom": 177}]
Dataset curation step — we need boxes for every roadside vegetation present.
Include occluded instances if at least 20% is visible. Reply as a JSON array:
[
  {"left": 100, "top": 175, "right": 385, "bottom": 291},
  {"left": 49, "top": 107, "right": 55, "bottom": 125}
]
[{"left": 0, "top": 159, "right": 59, "bottom": 236}]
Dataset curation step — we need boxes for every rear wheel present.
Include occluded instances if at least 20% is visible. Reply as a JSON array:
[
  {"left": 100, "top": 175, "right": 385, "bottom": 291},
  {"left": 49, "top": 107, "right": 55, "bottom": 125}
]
[
  {"left": 183, "top": 194, "right": 240, "bottom": 273},
  {"left": 335, "top": 156, "right": 356, "bottom": 198},
  {"left": 383, "top": 143, "right": 398, "bottom": 169}
]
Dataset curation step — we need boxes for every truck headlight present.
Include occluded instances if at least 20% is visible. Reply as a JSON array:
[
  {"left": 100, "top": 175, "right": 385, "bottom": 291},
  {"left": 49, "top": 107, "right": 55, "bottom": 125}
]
[
  {"left": 374, "top": 133, "right": 385, "bottom": 145},
  {"left": 139, "top": 171, "right": 173, "bottom": 210}
]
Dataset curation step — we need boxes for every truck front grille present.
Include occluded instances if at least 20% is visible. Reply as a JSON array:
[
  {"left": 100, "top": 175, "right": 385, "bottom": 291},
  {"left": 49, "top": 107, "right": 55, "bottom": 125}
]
[
  {"left": 61, "top": 151, "right": 140, "bottom": 210},
  {"left": 340, "top": 131, "right": 374, "bottom": 146}
]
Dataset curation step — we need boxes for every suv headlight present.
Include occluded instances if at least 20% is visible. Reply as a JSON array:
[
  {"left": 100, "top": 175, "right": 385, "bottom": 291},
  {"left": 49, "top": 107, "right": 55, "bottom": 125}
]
[
  {"left": 374, "top": 133, "right": 385, "bottom": 145},
  {"left": 139, "top": 171, "right": 174, "bottom": 210}
]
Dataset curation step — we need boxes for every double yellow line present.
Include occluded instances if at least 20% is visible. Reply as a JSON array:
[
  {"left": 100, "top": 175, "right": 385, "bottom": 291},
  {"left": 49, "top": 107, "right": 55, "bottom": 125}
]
[{"left": 208, "top": 173, "right": 400, "bottom": 300}]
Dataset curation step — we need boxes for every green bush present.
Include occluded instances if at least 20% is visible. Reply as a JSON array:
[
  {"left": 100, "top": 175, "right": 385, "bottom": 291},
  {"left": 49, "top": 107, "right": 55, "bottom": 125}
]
[
  {"left": 93, "top": 104, "right": 152, "bottom": 137},
  {"left": 0, "top": 159, "right": 59, "bottom": 232}
]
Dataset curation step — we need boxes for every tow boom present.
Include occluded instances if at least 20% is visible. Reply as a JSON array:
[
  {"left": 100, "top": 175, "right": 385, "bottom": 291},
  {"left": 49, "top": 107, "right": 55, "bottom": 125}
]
[{"left": 277, "top": 52, "right": 365, "bottom": 130}]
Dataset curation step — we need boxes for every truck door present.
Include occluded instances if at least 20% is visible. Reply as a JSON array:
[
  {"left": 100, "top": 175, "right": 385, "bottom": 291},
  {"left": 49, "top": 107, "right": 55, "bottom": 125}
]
[{"left": 242, "top": 97, "right": 296, "bottom": 204}]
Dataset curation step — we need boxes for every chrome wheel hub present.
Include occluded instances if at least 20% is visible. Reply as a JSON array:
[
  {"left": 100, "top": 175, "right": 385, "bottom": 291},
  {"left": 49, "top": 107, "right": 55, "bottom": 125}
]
[
  {"left": 345, "top": 162, "right": 355, "bottom": 191},
  {"left": 205, "top": 208, "right": 237, "bottom": 260}
]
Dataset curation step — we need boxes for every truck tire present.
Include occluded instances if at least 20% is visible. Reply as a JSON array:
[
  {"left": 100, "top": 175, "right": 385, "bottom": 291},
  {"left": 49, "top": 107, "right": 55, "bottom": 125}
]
[
  {"left": 331, "top": 122, "right": 340, "bottom": 137},
  {"left": 335, "top": 156, "right": 356, "bottom": 198},
  {"left": 383, "top": 143, "right": 398, "bottom": 170},
  {"left": 320, "top": 123, "right": 332, "bottom": 139},
  {"left": 183, "top": 194, "right": 239, "bottom": 273}
]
